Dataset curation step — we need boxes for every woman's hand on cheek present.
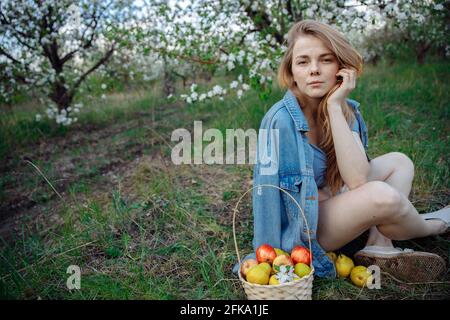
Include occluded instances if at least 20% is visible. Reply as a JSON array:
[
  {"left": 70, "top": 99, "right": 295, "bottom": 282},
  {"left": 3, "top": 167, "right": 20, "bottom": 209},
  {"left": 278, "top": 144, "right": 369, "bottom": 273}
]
[{"left": 327, "top": 68, "right": 357, "bottom": 111}]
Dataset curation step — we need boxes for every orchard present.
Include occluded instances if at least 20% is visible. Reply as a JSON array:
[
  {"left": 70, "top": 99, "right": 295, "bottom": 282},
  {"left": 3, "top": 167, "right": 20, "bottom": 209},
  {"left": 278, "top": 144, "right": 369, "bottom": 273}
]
[{"left": 1, "top": 0, "right": 447, "bottom": 125}]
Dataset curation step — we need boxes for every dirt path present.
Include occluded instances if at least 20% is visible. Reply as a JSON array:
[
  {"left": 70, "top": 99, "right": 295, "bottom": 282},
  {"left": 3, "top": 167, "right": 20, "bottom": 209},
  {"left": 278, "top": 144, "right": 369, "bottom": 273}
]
[{"left": 0, "top": 101, "right": 197, "bottom": 240}]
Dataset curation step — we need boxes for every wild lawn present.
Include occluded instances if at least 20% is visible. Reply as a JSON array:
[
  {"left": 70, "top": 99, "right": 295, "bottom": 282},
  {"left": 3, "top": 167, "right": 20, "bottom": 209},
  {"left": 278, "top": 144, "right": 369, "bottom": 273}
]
[{"left": 0, "top": 61, "right": 449, "bottom": 299}]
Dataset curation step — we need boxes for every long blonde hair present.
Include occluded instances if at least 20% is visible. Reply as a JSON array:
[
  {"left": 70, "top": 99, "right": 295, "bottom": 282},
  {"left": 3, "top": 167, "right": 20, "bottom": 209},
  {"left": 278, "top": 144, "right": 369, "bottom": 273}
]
[{"left": 278, "top": 20, "right": 364, "bottom": 196}]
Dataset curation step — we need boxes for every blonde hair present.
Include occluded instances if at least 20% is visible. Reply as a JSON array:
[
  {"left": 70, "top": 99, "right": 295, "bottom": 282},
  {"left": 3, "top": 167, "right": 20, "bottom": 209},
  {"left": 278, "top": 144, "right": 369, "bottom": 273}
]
[{"left": 278, "top": 20, "right": 364, "bottom": 196}]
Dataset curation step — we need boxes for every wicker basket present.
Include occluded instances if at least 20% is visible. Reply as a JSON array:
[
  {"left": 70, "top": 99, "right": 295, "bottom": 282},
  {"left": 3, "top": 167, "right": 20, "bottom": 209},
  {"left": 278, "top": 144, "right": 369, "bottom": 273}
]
[{"left": 232, "top": 183, "right": 314, "bottom": 300}]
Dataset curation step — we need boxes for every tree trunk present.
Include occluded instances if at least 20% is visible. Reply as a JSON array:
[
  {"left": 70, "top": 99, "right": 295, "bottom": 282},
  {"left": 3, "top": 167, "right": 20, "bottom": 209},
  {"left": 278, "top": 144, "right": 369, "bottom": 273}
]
[
  {"left": 416, "top": 42, "right": 431, "bottom": 65},
  {"left": 163, "top": 58, "right": 175, "bottom": 97},
  {"left": 436, "top": 45, "right": 447, "bottom": 60},
  {"left": 367, "top": 54, "right": 380, "bottom": 66},
  {"left": 49, "top": 79, "right": 72, "bottom": 111}
]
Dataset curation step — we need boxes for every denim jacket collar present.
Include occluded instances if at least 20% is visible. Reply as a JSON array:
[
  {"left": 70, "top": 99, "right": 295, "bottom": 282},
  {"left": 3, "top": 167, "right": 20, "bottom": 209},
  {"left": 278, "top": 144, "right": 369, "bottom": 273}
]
[{"left": 282, "top": 90, "right": 310, "bottom": 132}]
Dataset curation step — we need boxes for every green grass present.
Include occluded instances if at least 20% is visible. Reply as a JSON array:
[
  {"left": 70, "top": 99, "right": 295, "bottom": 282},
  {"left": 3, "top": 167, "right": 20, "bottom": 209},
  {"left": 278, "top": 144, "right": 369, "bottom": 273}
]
[
  {"left": 0, "top": 60, "right": 449, "bottom": 299},
  {"left": 0, "top": 84, "right": 166, "bottom": 161}
]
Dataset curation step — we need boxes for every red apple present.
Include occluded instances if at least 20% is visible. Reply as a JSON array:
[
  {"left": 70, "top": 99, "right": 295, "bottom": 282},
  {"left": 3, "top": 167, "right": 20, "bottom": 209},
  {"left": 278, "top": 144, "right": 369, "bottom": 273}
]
[
  {"left": 240, "top": 259, "right": 258, "bottom": 277},
  {"left": 256, "top": 244, "right": 277, "bottom": 264},
  {"left": 290, "top": 246, "right": 312, "bottom": 265}
]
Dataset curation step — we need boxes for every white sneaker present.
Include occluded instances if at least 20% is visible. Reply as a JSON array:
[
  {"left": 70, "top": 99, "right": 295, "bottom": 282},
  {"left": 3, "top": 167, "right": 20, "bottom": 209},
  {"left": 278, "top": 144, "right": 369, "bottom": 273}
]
[
  {"left": 356, "top": 245, "right": 414, "bottom": 257},
  {"left": 421, "top": 205, "right": 450, "bottom": 231}
]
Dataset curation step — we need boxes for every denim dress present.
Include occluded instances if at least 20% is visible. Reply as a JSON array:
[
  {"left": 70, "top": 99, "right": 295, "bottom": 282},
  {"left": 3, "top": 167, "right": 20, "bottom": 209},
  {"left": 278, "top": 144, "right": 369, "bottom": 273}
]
[{"left": 232, "top": 90, "right": 370, "bottom": 278}]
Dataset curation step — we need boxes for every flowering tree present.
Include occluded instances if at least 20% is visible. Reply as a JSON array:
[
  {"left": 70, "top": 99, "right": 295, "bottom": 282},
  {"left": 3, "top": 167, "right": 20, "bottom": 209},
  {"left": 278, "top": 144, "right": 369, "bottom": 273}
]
[
  {"left": 1, "top": 0, "right": 447, "bottom": 126},
  {"left": 0, "top": 0, "right": 137, "bottom": 125},
  {"left": 137, "top": 0, "right": 448, "bottom": 105},
  {"left": 136, "top": 0, "right": 383, "bottom": 105},
  {"left": 358, "top": 0, "right": 448, "bottom": 65}
]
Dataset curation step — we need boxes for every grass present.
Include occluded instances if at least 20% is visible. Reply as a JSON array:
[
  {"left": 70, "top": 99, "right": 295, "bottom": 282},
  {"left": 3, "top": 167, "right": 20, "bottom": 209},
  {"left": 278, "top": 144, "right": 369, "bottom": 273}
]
[{"left": 0, "top": 59, "right": 449, "bottom": 299}]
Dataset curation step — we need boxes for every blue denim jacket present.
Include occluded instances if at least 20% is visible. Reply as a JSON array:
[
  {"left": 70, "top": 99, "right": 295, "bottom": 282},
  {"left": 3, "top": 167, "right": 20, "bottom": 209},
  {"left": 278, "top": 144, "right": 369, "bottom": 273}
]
[{"left": 232, "top": 90, "right": 369, "bottom": 278}]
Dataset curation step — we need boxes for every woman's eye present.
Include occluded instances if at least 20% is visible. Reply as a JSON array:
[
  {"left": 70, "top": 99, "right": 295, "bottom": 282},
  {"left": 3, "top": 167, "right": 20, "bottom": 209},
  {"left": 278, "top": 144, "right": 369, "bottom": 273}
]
[
  {"left": 298, "top": 61, "right": 306, "bottom": 65},
  {"left": 323, "top": 59, "right": 332, "bottom": 63}
]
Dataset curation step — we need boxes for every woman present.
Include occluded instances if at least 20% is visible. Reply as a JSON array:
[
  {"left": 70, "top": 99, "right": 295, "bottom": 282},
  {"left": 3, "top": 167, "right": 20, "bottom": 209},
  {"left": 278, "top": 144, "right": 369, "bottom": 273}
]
[{"left": 234, "top": 20, "right": 449, "bottom": 282}]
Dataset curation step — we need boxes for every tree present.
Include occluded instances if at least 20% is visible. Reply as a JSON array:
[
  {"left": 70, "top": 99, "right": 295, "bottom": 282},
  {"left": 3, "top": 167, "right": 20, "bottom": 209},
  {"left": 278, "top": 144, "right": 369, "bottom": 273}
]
[
  {"left": 149, "top": 0, "right": 448, "bottom": 104},
  {"left": 358, "top": 0, "right": 449, "bottom": 65},
  {"left": 0, "top": 0, "right": 137, "bottom": 125},
  {"left": 2, "top": 0, "right": 447, "bottom": 125},
  {"left": 137, "top": 0, "right": 370, "bottom": 104}
]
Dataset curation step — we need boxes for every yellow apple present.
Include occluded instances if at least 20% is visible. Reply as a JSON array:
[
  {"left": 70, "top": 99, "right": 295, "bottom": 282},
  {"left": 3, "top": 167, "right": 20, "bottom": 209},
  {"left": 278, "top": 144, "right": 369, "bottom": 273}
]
[
  {"left": 350, "top": 266, "right": 373, "bottom": 288},
  {"left": 269, "top": 274, "right": 280, "bottom": 285},
  {"left": 246, "top": 265, "right": 270, "bottom": 285},
  {"left": 335, "top": 254, "right": 354, "bottom": 278},
  {"left": 258, "top": 262, "right": 272, "bottom": 275},
  {"left": 294, "top": 263, "right": 311, "bottom": 278},
  {"left": 274, "top": 248, "right": 289, "bottom": 256}
]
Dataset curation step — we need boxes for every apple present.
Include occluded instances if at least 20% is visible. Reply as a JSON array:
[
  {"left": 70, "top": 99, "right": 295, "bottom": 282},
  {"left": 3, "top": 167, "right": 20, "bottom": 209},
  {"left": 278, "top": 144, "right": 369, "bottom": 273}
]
[
  {"left": 256, "top": 244, "right": 277, "bottom": 264},
  {"left": 274, "top": 248, "right": 289, "bottom": 256},
  {"left": 240, "top": 258, "right": 258, "bottom": 277},
  {"left": 294, "top": 263, "right": 312, "bottom": 278},
  {"left": 272, "top": 254, "right": 294, "bottom": 273},
  {"left": 290, "top": 246, "right": 312, "bottom": 265}
]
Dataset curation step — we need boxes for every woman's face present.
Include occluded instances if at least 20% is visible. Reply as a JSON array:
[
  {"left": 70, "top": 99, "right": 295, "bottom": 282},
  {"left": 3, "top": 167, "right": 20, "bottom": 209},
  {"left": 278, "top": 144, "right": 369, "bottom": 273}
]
[{"left": 291, "top": 34, "right": 340, "bottom": 99}]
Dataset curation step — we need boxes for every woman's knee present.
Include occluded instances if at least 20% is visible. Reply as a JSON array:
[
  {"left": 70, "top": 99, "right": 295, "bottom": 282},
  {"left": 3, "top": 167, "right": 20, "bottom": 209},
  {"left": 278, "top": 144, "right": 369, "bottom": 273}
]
[
  {"left": 364, "top": 181, "right": 404, "bottom": 219},
  {"left": 389, "top": 152, "right": 414, "bottom": 177}
]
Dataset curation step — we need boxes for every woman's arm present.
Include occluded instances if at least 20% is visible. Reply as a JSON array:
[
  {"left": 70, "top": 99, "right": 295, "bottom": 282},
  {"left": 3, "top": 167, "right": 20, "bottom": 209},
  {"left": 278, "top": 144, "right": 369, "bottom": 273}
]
[{"left": 327, "top": 106, "right": 370, "bottom": 189}]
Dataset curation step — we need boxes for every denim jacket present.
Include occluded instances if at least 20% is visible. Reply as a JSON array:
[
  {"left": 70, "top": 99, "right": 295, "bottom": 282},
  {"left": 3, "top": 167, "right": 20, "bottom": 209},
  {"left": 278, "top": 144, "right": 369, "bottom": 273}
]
[{"left": 232, "top": 89, "right": 369, "bottom": 278}]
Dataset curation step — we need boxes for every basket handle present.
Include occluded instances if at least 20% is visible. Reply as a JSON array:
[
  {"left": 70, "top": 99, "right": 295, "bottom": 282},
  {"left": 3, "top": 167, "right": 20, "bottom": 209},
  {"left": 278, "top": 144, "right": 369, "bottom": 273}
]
[{"left": 232, "top": 183, "right": 313, "bottom": 269}]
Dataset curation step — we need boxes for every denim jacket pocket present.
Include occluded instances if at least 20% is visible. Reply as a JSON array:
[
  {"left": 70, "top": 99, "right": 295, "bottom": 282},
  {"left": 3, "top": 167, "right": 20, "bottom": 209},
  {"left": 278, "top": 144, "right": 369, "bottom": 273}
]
[
  {"left": 279, "top": 173, "right": 303, "bottom": 193},
  {"left": 279, "top": 173, "right": 303, "bottom": 219}
]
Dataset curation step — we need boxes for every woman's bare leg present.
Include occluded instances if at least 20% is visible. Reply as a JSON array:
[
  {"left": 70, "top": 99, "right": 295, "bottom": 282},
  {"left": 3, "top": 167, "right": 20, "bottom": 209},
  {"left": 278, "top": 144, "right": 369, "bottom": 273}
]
[
  {"left": 365, "top": 152, "right": 415, "bottom": 247},
  {"left": 316, "top": 179, "right": 445, "bottom": 252},
  {"left": 324, "top": 152, "right": 413, "bottom": 249}
]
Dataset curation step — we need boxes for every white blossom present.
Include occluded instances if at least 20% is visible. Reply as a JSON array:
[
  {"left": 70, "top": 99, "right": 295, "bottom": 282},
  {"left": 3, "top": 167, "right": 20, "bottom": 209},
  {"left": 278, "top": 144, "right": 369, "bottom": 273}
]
[
  {"left": 212, "top": 85, "right": 223, "bottom": 95},
  {"left": 230, "top": 81, "right": 238, "bottom": 89},
  {"left": 220, "top": 53, "right": 228, "bottom": 63},
  {"left": 227, "top": 60, "right": 235, "bottom": 71},
  {"left": 397, "top": 12, "right": 407, "bottom": 20},
  {"left": 275, "top": 265, "right": 295, "bottom": 284},
  {"left": 306, "top": 8, "right": 314, "bottom": 17}
]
